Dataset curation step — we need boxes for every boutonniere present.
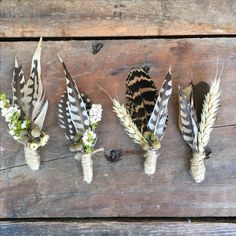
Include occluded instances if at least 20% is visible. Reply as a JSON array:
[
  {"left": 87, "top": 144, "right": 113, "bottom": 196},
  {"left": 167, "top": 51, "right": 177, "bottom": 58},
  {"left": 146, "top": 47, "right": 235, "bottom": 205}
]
[
  {"left": 0, "top": 38, "right": 49, "bottom": 170},
  {"left": 178, "top": 66, "right": 222, "bottom": 183},
  {"left": 58, "top": 56, "right": 103, "bottom": 184},
  {"left": 102, "top": 67, "right": 172, "bottom": 175}
]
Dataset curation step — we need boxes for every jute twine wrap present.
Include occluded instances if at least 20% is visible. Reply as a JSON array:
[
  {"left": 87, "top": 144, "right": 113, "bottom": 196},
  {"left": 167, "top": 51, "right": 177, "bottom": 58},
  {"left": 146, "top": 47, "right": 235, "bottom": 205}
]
[
  {"left": 24, "top": 146, "right": 41, "bottom": 170},
  {"left": 144, "top": 149, "right": 160, "bottom": 175},
  {"left": 75, "top": 148, "right": 104, "bottom": 184},
  {"left": 190, "top": 152, "right": 206, "bottom": 183}
]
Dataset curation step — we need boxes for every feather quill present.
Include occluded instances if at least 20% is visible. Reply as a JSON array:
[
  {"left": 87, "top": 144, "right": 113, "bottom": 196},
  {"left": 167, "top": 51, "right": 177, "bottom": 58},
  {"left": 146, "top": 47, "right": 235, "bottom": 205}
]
[{"left": 147, "top": 69, "right": 172, "bottom": 140}]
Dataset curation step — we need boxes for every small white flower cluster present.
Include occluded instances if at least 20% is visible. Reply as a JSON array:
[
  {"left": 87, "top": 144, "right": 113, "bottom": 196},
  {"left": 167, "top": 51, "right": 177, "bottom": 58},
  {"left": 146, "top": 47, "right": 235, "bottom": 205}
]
[
  {"left": 82, "top": 129, "right": 96, "bottom": 147},
  {"left": 1, "top": 106, "right": 20, "bottom": 122},
  {"left": 89, "top": 104, "right": 103, "bottom": 125},
  {"left": 0, "top": 94, "right": 30, "bottom": 141}
]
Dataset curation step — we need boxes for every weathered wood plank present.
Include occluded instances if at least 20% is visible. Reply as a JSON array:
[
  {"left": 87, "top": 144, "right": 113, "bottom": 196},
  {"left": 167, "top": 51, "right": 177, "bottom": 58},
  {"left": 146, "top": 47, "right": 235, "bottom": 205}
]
[
  {"left": 0, "top": 39, "right": 236, "bottom": 218},
  {"left": 1, "top": 221, "right": 236, "bottom": 236},
  {"left": 0, "top": 0, "right": 236, "bottom": 37}
]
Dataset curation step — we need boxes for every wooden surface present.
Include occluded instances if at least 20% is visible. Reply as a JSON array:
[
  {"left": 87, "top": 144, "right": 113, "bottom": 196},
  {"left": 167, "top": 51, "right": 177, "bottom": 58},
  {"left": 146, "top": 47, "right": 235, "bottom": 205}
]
[
  {"left": 1, "top": 39, "right": 236, "bottom": 218},
  {"left": 1, "top": 220, "right": 236, "bottom": 236},
  {"left": 1, "top": 0, "right": 236, "bottom": 37}
]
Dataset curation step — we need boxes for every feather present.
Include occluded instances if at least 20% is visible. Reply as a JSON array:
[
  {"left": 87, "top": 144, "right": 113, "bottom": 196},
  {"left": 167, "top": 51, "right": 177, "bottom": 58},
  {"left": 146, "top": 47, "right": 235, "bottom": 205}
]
[
  {"left": 59, "top": 56, "right": 89, "bottom": 135},
  {"left": 21, "top": 37, "right": 46, "bottom": 120},
  {"left": 34, "top": 100, "right": 48, "bottom": 131},
  {"left": 126, "top": 68, "right": 158, "bottom": 133},
  {"left": 58, "top": 91, "right": 77, "bottom": 142},
  {"left": 147, "top": 69, "right": 172, "bottom": 140},
  {"left": 178, "top": 85, "right": 198, "bottom": 151},
  {"left": 12, "top": 57, "right": 26, "bottom": 117}
]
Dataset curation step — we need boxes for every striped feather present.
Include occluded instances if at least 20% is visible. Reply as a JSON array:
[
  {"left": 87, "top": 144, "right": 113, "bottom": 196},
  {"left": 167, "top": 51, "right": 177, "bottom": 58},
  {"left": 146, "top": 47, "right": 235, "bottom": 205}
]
[
  {"left": 34, "top": 100, "right": 48, "bottom": 131},
  {"left": 126, "top": 68, "right": 158, "bottom": 133},
  {"left": 178, "top": 85, "right": 198, "bottom": 151},
  {"left": 21, "top": 37, "right": 46, "bottom": 121},
  {"left": 59, "top": 56, "right": 89, "bottom": 134},
  {"left": 58, "top": 91, "right": 77, "bottom": 142},
  {"left": 147, "top": 69, "right": 172, "bottom": 140},
  {"left": 12, "top": 57, "right": 26, "bottom": 117}
]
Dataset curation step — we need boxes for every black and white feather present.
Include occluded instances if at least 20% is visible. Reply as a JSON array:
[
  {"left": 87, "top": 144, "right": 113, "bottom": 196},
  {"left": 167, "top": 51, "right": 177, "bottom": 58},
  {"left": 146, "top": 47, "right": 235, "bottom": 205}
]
[
  {"left": 147, "top": 69, "right": 172, "bottom": 140},
  {"left": 178, "top": 85, "right": 198, "bottom": 151},
  {"left": 58, "top": 56, "right": 91, "bottom": 142},
  {"left": 12, "top": 37, "right": 48, "bottom": 130}
]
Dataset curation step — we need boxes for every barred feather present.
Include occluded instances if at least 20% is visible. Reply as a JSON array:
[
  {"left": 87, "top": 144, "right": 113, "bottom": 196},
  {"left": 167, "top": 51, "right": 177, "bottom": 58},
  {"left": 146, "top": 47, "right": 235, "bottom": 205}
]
[
  {"left": 58, "top": 92, "right": 77, "bottom": 142},
  {"left": 34, "top": 100, "right": 48, "bottom": 130},
  {"left": 178, "top": 85, "right": 198, "bottom": 151},
  {"left": 126, "top": 68, "right": 158, "bottom": 133},
  {"left": 59, "top": 56, "right": 89, "bottom": 135},
  {"left": 147, "top": 69, "right": 172, "bottom": 140},
  {"left": 12, "top": 57, "right": 26, "bottom": 117},
  {"left": 21, "top": 37, "right": 46, "bottom": 121}
]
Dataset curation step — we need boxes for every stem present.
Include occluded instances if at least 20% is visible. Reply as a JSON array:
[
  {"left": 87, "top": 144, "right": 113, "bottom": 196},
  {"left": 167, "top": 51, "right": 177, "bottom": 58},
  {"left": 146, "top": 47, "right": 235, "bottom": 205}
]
[
  {"left": 144, "top": 149, "right": 159, "bottom": 175},
  {"left": 190, "top": 152, "right": 206, "bottom": 183},
  {"left": 24, "top": 146, "right": 41, "bottom": 170}
]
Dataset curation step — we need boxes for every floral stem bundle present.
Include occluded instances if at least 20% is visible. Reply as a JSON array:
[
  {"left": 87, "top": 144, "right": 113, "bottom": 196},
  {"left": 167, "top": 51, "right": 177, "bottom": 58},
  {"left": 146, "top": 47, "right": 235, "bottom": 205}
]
[
  {"left": 104, "top": 67, "right": 172, "bottom": 175},
  {"left": 0, "top": 38, "right": 49, "bottom": 170},
  {"left": 58, "top": 56, "right": 103, "bottom": 184},
  {"left": 178, "top": 71, "right": 221, "bottom": 183}
]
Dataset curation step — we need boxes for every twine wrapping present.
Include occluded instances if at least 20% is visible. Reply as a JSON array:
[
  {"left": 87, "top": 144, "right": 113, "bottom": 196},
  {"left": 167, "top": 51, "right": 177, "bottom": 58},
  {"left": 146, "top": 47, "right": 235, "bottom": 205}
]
[
  {"left": 144, "top": 149, "right": 159, "bottom": 175},
  {"left": 75, "top": 148, "right": 104, "bottom": 184},
  {"left": 24, "top": 146, "right": 41, "bottom": 170},
  {"left": 190, "top": 152, "right": 206, "bottom": 183}
]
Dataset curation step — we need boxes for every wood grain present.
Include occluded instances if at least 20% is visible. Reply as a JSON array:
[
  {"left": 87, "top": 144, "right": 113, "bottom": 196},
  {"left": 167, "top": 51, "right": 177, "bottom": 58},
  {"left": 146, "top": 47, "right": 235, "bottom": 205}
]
[
  {"left": 0, "top": 39, "right": 236, "bottom": 218},
  {"left": 0, "top": 0, "right": 236, "bottom": 37},
  {"left": 1, "top": 221, "right": 236, "bottom": 236}
]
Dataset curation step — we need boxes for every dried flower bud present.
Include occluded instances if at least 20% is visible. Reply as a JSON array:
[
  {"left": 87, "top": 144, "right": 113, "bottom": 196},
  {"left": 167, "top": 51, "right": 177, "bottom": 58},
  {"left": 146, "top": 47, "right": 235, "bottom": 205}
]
[
  {"left": 31, "top": 125, "right": 41, "bottom": 138},
  {"left": 29, "top": 142, "right": 39, "bottom": 150}
]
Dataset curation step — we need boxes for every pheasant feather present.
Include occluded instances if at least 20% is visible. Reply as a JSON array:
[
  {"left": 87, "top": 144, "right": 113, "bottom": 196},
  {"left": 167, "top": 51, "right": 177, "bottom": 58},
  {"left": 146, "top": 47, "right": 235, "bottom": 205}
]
[
  {"left": 148, "top": 69, "right": 172, "bottom": 140},
  {"left": 58, "top": 91, "right": 77, "bottom": 142},
  {"left": 59, "top": 56, "right": 89, "bottom": 135}
]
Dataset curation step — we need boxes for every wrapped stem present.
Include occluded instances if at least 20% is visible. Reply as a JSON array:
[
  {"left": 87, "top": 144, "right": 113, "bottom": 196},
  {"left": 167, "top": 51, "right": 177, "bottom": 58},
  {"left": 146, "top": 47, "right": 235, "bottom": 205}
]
[
  {"left": 144, "top": 149, "right": 159, "bottom": 175},
  {"left": 75, "top": 153, "right": 93, "bottom": 184},
  {"left": 24, "top": 146, "right": 41, "bottom": 170},
  {"left": 190, "top": 152, "right": 206, "bottom": 183}
]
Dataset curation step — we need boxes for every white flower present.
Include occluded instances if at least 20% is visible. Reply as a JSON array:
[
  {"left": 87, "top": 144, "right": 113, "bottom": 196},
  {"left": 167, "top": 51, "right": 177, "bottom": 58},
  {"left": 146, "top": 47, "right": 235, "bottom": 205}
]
[
  {"left": 89, "top": 104, "right": 103, "bottom": 125},
  {"left": 9, "top": 130, "right": 15, "bottom": 136},
  {"left": 0, "top": 101, "right": 4, "bottom": 109},
  {"left": 21, "top": 121, "right": 27, "bottom": 129},
  {"left": 1, "top": 107, "right": 8, "bottom": 117},
  {"left": 82, "top": 129, "right": 96, "bottom": 146}
]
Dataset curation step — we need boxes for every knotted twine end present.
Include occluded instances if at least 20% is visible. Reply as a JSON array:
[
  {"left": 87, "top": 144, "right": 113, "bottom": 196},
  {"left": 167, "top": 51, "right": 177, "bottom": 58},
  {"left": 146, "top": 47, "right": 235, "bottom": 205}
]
[
  {"left": 75, "top": 148, "right": 104, "bottom": 184},
  {"left": 190, "top": 152, "right": 206, "bottom": 183},
  {"left": 24, "top": 146, "right": 41, "bottom": 170},
  {"left": 144, "top": 149, "right": 160, "bottom": 175}
]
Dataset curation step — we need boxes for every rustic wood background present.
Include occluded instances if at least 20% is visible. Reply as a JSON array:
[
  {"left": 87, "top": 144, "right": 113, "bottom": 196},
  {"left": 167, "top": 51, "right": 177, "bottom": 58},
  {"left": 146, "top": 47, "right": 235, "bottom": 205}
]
[{"left": 0, "top": 0, "right": 236, "bottom": 235}]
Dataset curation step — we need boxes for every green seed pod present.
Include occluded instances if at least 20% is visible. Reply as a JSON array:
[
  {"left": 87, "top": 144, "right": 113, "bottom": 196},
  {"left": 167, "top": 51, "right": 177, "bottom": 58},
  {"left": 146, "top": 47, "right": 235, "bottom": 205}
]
[
  {"left": 152, "top": 141, "right": 161, "bottom": 150},
  {"left": 150, "top": 134, "right": 158, "bottom": 142},
  {"left": 141, "top": 143, "right": 149, "bottom": 151},
  {"left": 143, "top": 131, "right": 152, "bottom": 140}
]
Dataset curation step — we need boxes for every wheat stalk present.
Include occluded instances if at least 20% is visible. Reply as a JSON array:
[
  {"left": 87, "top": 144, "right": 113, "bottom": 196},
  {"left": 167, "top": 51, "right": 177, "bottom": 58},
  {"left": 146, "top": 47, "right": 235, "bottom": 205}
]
[
  {"left": 197, "top": 78, "right": 221, "bottom": 153},
  {"left": 112, "top": 98, "right": 148, "bottom": 146}
]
